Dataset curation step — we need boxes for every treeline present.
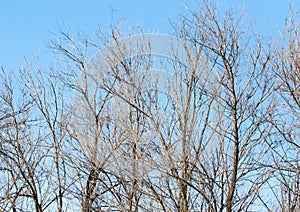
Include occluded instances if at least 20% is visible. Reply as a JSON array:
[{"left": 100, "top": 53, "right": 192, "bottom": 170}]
[{"left": 1, "top": 1, "right": 300, "bottom": 211}]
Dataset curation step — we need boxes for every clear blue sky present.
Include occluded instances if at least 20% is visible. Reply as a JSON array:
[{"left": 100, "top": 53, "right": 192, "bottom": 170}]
[{"left": 0, "top": 0, "right": 298, "bottom": 69}]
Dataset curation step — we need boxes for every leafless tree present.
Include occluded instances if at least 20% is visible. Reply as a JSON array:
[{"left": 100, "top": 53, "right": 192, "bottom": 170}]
[
  {"left": 270, "top": 17, "right": 300, "bottom": 211},
  {"left": 0, "top": 66, "right": 60, "bottom": 212}
]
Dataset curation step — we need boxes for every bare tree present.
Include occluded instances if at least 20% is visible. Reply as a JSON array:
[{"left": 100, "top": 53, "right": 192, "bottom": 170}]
[
  {"left": 0, "top": 67, "right": 57, "bottom": 212},
  {"left": 152, "top": 1, "right": 275, "bottom": 211},
  {"left": 271, "top": 17, "right": 300, "bottom": 211}
]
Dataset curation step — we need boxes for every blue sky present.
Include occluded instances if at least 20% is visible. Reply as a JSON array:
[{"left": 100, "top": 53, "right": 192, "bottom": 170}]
[{"left": 0, "top": 0, "right": 298, "bottom": 69}]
